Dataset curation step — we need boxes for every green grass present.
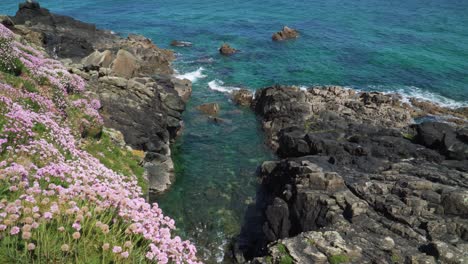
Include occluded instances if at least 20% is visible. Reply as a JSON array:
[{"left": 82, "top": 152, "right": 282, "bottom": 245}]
[
  {"left": 84, "top": 132, "right": 147, "bottom": 195},
  {"left": 0, "top": 202, "right": 151, "bottom": 264},
  {"left": 277, "top": 244, "right": 294, "bottom": 264},
  {"left": 328, "top": 254, "right": 350, "bottom": 264},
  {"left": 0, "top": 57, "right": 24, "bottom": 76},
  {"left": 1, "top": 72, "right": 37, "bottom": 92}
]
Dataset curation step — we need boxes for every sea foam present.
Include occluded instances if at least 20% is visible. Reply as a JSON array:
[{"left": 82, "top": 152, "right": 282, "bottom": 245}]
[
  {"left": 208, "top": 80, "right": 241, "bottom": 93},
  {"left": 371, "top": 85, "right": 468, "bottom": 109},
  {"left": 175, "top": 67, "right": 207, "bottom": 83}
]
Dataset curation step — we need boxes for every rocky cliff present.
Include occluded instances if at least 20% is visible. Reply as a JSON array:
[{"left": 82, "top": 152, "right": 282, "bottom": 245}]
[
  {"left": 240, "top": 85, "right": 467, "bottom": 264},
  {"left": 2, "top": 2, "right": 192, "bottom": 194}
]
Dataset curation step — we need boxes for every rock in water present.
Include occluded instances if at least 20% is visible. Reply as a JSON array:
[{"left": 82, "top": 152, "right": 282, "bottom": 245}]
[
  {"left": 196, "top": 103, "right": 220, "bottom": 115},
  {"left": 232, "top": 89, "right": 253, "bottom": 106},
  {"left": 170, "top": 40, "right": 193, "bottom": 47},
  {"left": 219, "top": 43, "right": 238, "bottom": 55},
  {"left": 272, "top": 26, "right": 299, "bottom": 41}
]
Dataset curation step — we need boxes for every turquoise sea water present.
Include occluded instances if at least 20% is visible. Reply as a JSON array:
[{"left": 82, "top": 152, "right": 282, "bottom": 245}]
[{"left": 2, "top": 0, "right": 468, "bottom": 262}]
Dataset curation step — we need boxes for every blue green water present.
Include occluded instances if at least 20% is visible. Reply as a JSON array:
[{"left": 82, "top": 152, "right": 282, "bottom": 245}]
[{"left": 2, "top": 0, "right": 468, "bottom": 262}]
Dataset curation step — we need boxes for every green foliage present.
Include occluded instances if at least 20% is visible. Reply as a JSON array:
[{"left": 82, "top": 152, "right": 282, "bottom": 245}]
[
  {"left": 328, "top": 254, "right": 350, "bottom": 264},
  {"left": 36, "top": 75, "right": 50, "bottom": 86},
  {"left": 402, "top": 132, "right": 415, "bottom": 141},
  {"left": 277, "top": 244, "right": 294, "bottom": 264},
  {"left": 391, "top": 253, "right": 401, "bottom": 263},
  {"left": 19, "top": 98, "right": 41, "bottom": 112},
  {"left": 23, "top": 80, "right": 39, "bottom": 93},
  {"left": 0, "top": 37, "right": 24, "bottom": 76},
  {"left": 0, "top": 56, "right": 24, "bottom": 76},
  {"left": 0, "top": 72, "right": 37, "bottom": 93},
  {"left": 84, "top": 132, "right": 147, "bottom": 194},
  {"left": 32, "top": 123, "right": 48, "bottom": 135},
  {"left": 0, "top": 203, "right": 151, "bottom": 264}
]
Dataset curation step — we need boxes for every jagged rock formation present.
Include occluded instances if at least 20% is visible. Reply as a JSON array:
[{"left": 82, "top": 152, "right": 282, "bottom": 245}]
[
  {"left": 272, "top": 26, "right": 299, "bottom": 41},
  {"left": 219, "top": 43, "right": 238, "bottom": 55},
  {"left": 240, "top": 85, "right": 468, "bottom": 263},
  {"left": 5, "top": 2, "right": 190, "bottom": 195}
]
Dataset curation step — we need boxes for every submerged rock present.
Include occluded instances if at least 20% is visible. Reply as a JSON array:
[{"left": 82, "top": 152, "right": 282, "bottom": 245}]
[
  {"left": 170, "top": 40, "right": 193, "bottom": 47},
  {"left": 197, "top": 103, "right": 220, "bottom": 115},
  {"left": 219, "top": 43, "right": 238, "bottom": 55},
  {"left": 272, "top": 26, "right": 299, "bottom": 41}
]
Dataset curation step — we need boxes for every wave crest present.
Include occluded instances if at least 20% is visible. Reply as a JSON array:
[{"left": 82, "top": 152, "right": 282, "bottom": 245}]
[
  {"left": 175, "top": 67, "right": 207, "bottom": 83},
  {"left": 208, "top": 80, "right": 241, "bottom": 93}
]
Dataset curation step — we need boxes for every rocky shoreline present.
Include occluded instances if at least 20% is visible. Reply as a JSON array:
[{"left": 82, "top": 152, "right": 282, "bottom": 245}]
[
  {"left": 236, "top": 85, "right": 467, "bottom": 263},
  {"left": 2, "top": 2, "right": 192, "bottom": 195},
  {"left": 3, "top": 3, "right": 468, "bottom": 264}
]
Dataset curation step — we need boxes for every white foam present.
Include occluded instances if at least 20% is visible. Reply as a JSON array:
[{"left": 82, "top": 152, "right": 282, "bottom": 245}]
[
  {"left": 371, "top": 85, "right": 468, "bottom": 109},
  {"left": 175, "top": 67, "right": 207, "bottom": 83},
  {"left": 208, "top": 80, "right": 241, "bottom": 94}
]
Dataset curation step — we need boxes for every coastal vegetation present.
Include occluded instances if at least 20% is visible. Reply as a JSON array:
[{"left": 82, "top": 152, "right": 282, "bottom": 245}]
[{"left": 0, "top": 23, "right": 199, "bottom": 263}]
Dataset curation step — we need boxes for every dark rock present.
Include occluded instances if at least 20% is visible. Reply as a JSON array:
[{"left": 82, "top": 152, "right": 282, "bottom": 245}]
[
  {"left": 414, "top": 122, "right": 468, "bottom": 160},
  {"left": 272, "top": 26, "right": 299, "bottom": 41},
  {"left": 219, "top": 43, "right": 238, "bottom": 55},
  {"left": 241, "top": 85, "right": 468, "bottom": 263}
]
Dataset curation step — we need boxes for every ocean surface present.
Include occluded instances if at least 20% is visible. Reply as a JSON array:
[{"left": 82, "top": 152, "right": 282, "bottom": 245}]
[{"left": 2, "top": 0, "right": 468, "bottom": 262}]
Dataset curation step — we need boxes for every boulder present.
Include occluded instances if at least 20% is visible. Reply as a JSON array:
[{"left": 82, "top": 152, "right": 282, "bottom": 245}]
[
  {"left": 219, "top": 43, "right": 237, "bottom": 55},
  {"left": 232, "top": 89, "right": 253, "bottom": 106},
  {"left": 272, "top": 26, "right": 299, "bottom": 41},
  {"left": 81, "top": 50, "right": 114, "bottom": 69},
  {"left": 170, "top": 40, "right": 193, "bottom": 47},
  {"left": 111, "top": 49, "right": 139, "bottom": 79},
  {"left": 196, "top": 103, "right": 220, "bottom": 115}
]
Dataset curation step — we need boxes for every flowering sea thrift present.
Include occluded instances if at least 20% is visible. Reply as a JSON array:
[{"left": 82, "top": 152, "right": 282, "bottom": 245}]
[{"left": 0, "top": 24, "right": 200, "bottom": 263}]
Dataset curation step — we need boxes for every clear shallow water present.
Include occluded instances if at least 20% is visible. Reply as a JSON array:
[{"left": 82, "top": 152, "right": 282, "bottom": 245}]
[{"left": 3, "top": 0, "right": 468, "bottom": 262}]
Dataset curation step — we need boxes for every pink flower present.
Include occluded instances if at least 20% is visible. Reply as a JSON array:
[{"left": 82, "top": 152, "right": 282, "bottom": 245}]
[
  {"left": 112, "top": 246, "right": 122, "bottom": 253},
  {"left": 43, "top": 212, "right": 52, "bottom": 219},
  {"left": 10, "top": 226, "right": 20, "bottom": 235},
  {"left": 121, "top": 251, "right": 129, "bottom": 258},
  {"left": 72, "top": 222, "right": 81, "bottom": 231},
  {"left": 27, "top": 243, "right": 36, "bottom": 251}
]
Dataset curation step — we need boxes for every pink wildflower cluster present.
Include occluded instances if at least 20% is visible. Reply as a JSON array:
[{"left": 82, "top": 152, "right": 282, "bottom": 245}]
[
  {"left": 71, "top": 98, "right": 103, "bottom": 124},
  {"left": 0, "top": 24, "right": 200, "bottom": 263},
  {"left": 15, "top": 44, "right": 86, "bottom": 94}
]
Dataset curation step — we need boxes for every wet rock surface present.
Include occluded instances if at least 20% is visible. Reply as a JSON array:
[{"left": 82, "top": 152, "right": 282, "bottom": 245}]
[
  {"left": 232, "top": 89, "right": 254, "bottom": 106},
  {"left": 7, "top": 2, "right": 189, "bottom": 195},
  {"left": 239, "top": 85, "right": 468, "bottom": 263},
  {"left": 272, "top": 26, "right": 299, "bottom": 41},
  {"left": 219, "top": 43, "right": 238, "bottom": 55}
]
